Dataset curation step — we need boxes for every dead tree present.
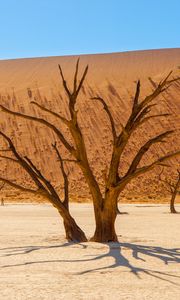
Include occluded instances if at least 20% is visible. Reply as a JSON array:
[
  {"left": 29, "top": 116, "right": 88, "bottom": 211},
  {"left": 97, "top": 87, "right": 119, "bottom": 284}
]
[
  {"left": 0, "top": 182, "right": 5, "bottom": 206},
  {"left": 0, "top": 131, "right": 87, "bottom": 242},
  {"left": 0, "top": 60, "right": 180, "bottom": 242},
  {"left": 159, "top": 169, "right": 180, "bottom": 213}
]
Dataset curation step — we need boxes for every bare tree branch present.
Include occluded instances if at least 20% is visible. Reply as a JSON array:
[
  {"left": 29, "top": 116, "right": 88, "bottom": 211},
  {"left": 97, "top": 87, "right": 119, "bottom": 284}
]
[
  {"left": 135, "top": 151, "right": 180, "bottom": 177},
  {"left": 127, "top": 131, "right": 174, "bottom": 175},
  {"left": 31, "top": 101, "right": 69, "bottom": 125},
  {"left": 0, "top": 155, "right": 18, "bottom": 163},
  {"left": 91, "top": 96, "right": 117, "bottom": 142},
  {"left": 132, "top": 80, "right": 140, "bottom": 112},
  {"left": 73, "top": 58, "right": 80, "bottom": 92},
  {"left": 115, "top": 151, "right": 180, "bottom": 191},
  {"left": 0, "top": 131, "right": 73, "bottom": 218},
  {"left": 0, "top": 177, "right": 38, "bottom": 194},
  {"left": 58, "top": 65, "right": 71, "bottom": 97},
  {"left": 0, "top": 60, "right": 103, "bottom": 211},
  {"left": 59, "top": 60, "right": 88, "bottom": 117},
  {"left": 76, "top": 65, "right": 88, "bottom": 97},
  {"left": 23, "top": 155, "right": 61, "bottom": 201},
  {"left": 0, "top": 148, "right": 11, "bottom": 152},
  {"left": 158, "top": 168, "right": 180, "bottom": 213},
  {"left": 158, "top": 169, "right": 175, "bottom": 193},
  {"left": 52, "top": 142, "right": 69, "bottom": 208},
  {"left": 0, "top": 131, "right": 47, "bottom": 191},
  {"left": 106, "top": 72, "right": 180, "bottom": 189},
  {"left": 137, "top": 113, "right": 171, "bottom": 127},
  {"left": 128, "top": 73, "right": 179, "bottom": 132},
  {"left": 58, "top": 60, "right": 103, "bottom": 207},
  {"left": 0, "top": 105, "right": 75, "bottom": 155}
]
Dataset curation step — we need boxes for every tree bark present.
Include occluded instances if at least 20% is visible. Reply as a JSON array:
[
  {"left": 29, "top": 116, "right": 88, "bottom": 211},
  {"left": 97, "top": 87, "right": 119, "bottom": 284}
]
[
  {"left": 170, "top": 194, "right": 177, "bottom": 214},
  {"left": 91, "top": 209, "right": 117, "bottom": 242},
  {"left": 63, "top": 218, "right": 87, "bottom": 242},
  {"left": 57, "top": 209, "right": 87, "bottom": 242},
  {"left": 91, "top": 191, "right": 118, "bottom": 242},
  {"left": 116, "top": 202, "right": 121, "bottom": 214}
]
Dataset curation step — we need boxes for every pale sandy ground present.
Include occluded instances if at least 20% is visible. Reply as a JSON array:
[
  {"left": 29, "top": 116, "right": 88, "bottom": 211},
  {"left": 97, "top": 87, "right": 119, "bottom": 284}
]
[{"left": 0, "top": 203, "right": 180, "bottom": 300}]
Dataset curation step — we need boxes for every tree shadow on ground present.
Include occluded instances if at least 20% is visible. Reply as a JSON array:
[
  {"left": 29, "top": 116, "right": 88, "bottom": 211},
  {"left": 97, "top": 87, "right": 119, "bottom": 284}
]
[
  {"left": 0, "top": 242, "right": 180, "bottom": 285},
  {"left": 74, "top": 242, "right": 180, "bottom": 285},
  {"left": 0, "top": 242, "right": 87, "bottom": 256}
]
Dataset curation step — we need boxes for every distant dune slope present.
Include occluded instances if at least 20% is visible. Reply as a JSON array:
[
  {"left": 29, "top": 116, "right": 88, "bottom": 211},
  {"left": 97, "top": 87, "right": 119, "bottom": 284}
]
[{"left": 0, "top": 48, "right": 180, "bottom": 198}]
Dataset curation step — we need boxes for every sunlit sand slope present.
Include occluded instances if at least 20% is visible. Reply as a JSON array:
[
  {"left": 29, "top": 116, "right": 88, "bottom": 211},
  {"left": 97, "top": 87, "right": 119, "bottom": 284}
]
[{"left": 0, "top": 49, "right": 179, "bottom": 198}]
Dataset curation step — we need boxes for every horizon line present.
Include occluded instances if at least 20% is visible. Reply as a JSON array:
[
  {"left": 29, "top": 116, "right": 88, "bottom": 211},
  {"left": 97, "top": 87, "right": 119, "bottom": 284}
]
[{"left": 0, "top": 47, "right": 179, "bottom": 62}]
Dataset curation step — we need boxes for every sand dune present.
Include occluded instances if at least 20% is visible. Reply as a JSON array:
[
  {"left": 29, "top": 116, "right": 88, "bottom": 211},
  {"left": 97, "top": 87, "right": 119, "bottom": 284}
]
[{"left": 0, "top": 48, "right": 180, "bottom": 199}]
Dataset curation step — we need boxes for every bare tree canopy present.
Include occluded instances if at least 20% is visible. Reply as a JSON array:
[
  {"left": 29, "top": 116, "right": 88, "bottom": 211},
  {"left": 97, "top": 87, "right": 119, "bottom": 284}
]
[
  {"left": 0, "top": 130, "right": 87, "bottom": 242},
  {"left": 159, "top": 169, "right": 180, "bottom": 213},
  {"left": 0, "top": 60, "right": 180, "bottom": 242}
]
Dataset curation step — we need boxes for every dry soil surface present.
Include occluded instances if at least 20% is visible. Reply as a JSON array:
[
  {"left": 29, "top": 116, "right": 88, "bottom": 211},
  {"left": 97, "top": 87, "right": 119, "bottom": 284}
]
[{"left": 0, "top": 203, "right": 180, "bottom": 299}]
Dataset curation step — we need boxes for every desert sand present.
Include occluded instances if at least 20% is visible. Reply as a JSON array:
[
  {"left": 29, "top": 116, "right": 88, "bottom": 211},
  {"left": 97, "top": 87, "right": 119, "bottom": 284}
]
[
  {"left": 0, "top": 203, "right": 180, "bottom": 299},
  {"left": 0, "top": 49, "right": 179, "bottom": 297},
  {"left": 0, "top": 48, "right": 180, "bottom": 199}
]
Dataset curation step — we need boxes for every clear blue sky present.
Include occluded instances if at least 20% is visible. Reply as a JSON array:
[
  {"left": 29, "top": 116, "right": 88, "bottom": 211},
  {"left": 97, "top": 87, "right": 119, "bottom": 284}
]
[{"left": 0, "top": 0, "right": 179, "bottom": 59}]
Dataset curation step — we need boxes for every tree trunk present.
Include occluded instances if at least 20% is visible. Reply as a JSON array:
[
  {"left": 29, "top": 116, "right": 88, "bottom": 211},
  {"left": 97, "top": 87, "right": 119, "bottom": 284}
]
[
  {"left": 63, "top": 218, "right": 87, "bottom": 242},
  {"left": 45, "top": 192, "right": 87, "bottom": 242},
  {"left": 56, "top": 205, "right": 87, "bottom": 242},
  {"left": 170, "top": 194, "right": 177, "bottom": 214},
  {"left": 91, "top": 215, "right": 117, "bottom": 242},
  {"left": 91, "top": 192, "right": 118, "bottom": 242},
  {"left": 116, "top": 202, "right": 121, "bottom": 214}
]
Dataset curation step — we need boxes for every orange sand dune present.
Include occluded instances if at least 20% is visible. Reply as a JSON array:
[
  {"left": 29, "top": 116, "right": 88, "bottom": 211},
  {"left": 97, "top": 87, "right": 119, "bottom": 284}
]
[{"left": 0, "top": 48, "right": 180, "bottom": 199}]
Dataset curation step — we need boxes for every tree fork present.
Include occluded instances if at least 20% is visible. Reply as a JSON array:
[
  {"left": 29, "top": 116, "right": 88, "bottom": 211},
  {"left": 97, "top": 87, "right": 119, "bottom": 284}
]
[
  {"left": 1, "top": 61, "right": 180, "bottom": 243},
  {"left": 0, "top": 131, "right": 87, "bottom": 242}
]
